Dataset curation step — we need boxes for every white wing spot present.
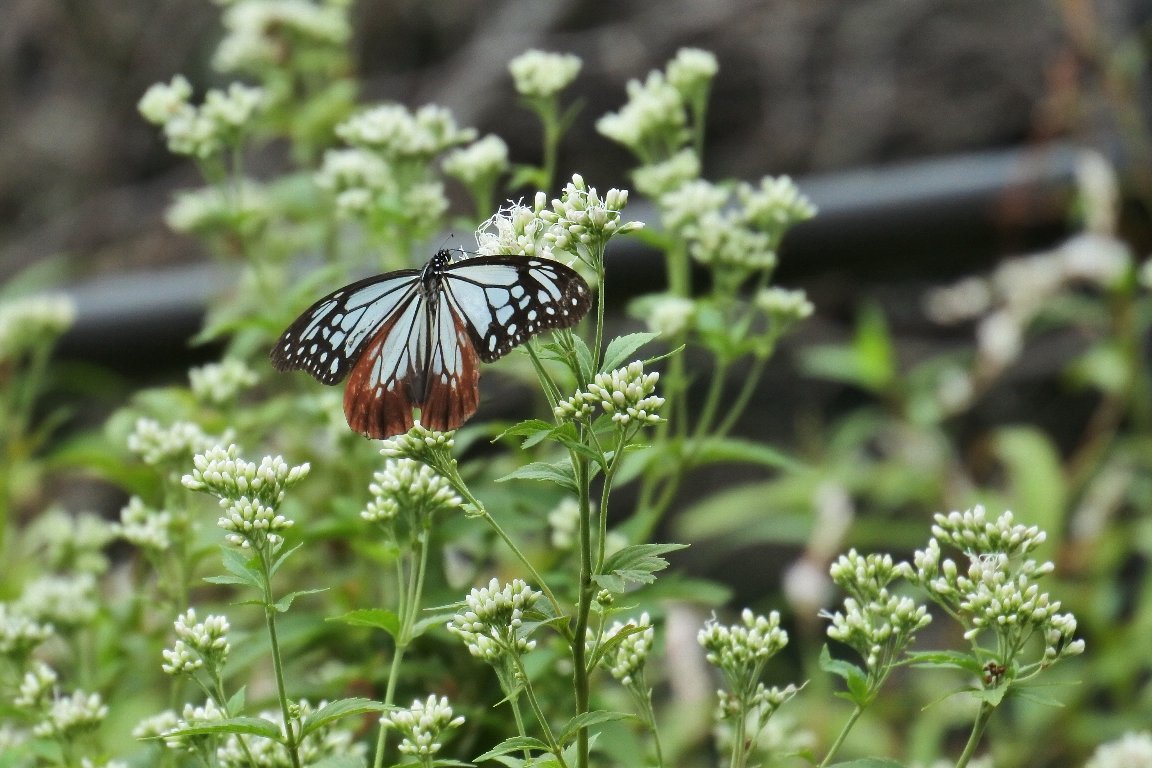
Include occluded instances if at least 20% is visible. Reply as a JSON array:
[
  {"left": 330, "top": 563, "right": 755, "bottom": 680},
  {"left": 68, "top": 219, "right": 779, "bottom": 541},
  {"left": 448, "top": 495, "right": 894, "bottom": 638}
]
[
  {"left": 329, "top": 359, "right": 339, "bottom": 374},
  {"left": 507, "top": 323, "right": 518, "bottom": 336}
]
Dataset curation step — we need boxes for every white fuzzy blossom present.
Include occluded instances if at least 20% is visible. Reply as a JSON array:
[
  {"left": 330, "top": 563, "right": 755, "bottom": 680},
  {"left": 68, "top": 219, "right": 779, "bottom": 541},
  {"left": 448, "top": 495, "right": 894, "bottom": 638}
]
[
  {"left": 337, "top": 103, "right": 475, "bottom": 159},
  {"left": 382, "top": 695, "right": 465, "bottom": 758},
  {"left": 555, "top": 360, "right": 664, "bottom": 428},
  {"left": 16, "top": 573, "right": 98, "bottom": 627},
  {"left": 362, "top": 458, "right": 461, "bottom": 523},
  {"left": 162, "top": 609, "right": 230, "bottom": 676},
  {"left": 442, "top": 134, "right": 509, "bottom": 186},
  {"left": 822, "top": 550, "right": 931, "bottom": 672},
  {"left": 15, "top": 662, "right": 58, "bottom": 709},
  {"left": 475, "top": 194, "right": 554, "bottom": 258},
  {"left": 1084, "top": 731, "right": 1152, "bottom": 768},
  {"left": 139, "top": 79, "right": 267, "bottom": 158},
  {"left": 378, "top": 423, "right": 456, "bottom": 463},
  {"left": 183, "top": 444, "right": 309, "bottom": 508},
  {"left": 601, "top": 613, "right": 655, "bottom": 685},
  {"left": 165, "top": 181, "right": 270, "bottom": 233},
  {"left": 546, "top": 497, "right": 580, "bottom": 549},
  {"left": 699, "top": 610, "right": 795, "bottom": 734},
  {"left": 540, "top": 174, "right": 644, "bottom": 261},
  {"left": 213, "top": 699, "right": 366, "bottom": 767},
  {"left": 0, "top": 603, "right": 54, "bottom": 658},
  {"left": 128, "top": 419, "right": 232, "bottom": 467},
  {"left": 665, "top": 47, "right": 719, "bottom": 100},
  {"left": 597, "top": 70, "right": 687, "bottom": 156},
  {"left": 162, "top": 699, "right": 226, "bottom": 752},
  {"left": 0, "top": 293, "right": 75, "bottom": 363},
  {"left": 132, "top": 709, "right": 180, "bottom": 741},
  {"left": 909, "top": 506, "right": 1084, "bottom": 667},
  {"left": 631, "top": 149, "right": 701, "bottom": 197},
  {"left": 137, "top": 75, "right": 193, "bottom": 124},
  {"left": 641, "top": 294, "right": 696, "bottom": 338},
  {"left": 213, "top": 0, "right": 350, "bottom": 74},
  {"left": 32, "top": 689, "right": 108, "bottom": 738},
  {"left": 189, "top": 358, "right": 258, "bottom": 404},
  {"left": 508, "top": 49, "right": 583, "bottom": 98},
  {"left": 116, "top": 496, "right": 172, "bottom": 551},
  {"left": 755, "top": 287, "right": 814, "bottom": 323},
  {"left": 447, "top": 578, "right": 542, "bottom": 662},
  {"left": 737, "top": 176, "right": 818, "bottom": 231}
]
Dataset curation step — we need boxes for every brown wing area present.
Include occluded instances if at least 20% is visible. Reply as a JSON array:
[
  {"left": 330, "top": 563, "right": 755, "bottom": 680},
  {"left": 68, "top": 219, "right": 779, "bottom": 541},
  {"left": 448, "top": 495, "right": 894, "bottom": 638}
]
[
  {"left": 342, "top": 309, "right": 421, "bottom": 439},
  {"left": 416, "top": 305, "right": 481, "bottom": 432}
]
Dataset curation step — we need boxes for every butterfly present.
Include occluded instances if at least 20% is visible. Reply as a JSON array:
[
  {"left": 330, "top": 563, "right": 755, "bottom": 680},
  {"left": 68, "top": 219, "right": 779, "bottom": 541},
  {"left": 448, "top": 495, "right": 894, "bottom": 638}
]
[{"left": 271, "top": 249, "right": 592, "bottom": 438}]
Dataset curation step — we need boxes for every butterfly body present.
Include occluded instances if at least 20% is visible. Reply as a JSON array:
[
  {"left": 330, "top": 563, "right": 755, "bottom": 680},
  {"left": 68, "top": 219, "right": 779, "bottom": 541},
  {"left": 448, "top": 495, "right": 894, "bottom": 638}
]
[{"left": 271, "top": 249, "right": 591, "bottom": 438}]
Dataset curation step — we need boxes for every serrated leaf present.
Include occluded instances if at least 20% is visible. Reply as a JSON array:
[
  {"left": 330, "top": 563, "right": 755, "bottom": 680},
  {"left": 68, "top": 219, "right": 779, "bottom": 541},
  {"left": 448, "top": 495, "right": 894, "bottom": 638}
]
[
  {"left": 595, "top": 543, "right": 687, "bottom": 591},
  {"left": 558, "top": 710, "right": 634, "bottom": 744},
  {"left": 601, "top": 332, "right": 659, "bottom": 373},
  {"left": 587, "top": 624, "right": 648, "bottom": 671},
  {"left": 970, "top": 685, "right": 1008, "bottom": 707},
  {"left": 161, "top": 716, "right": 283, "bottom": 740},
  {"left": 571, "top": 334, "right": 594, "bottom": 382},
  {"left": 270, "top": 542, "right": 305, "bottom": 575},
  {"left": 473, "top": 736, "right": 551, "bottom": 762},
  {"left": 496, "top": 460, "right": 577, "bottom": 492},
  {"left": 218, "top": 548, "right": 262, "bottom": 589},
  {"left": 273, "top": 588, "right": 328, "bottom": 613},
  {"left": 204, "top": 574, "right": 256, "bottom": 587},
  {"left": 906, "top": 650, "right": 984, "bottom": 675},
  {"left": 495, "top": 419, "right": 558, "bottom": 449},
  {"left": 330, "top": 609, "right": 400, "bottom": 637},
  {"left": 226, "top": 686, "right": 246, "bottom": 715},
  {"left": 301, "top": 697, "right": 387, "bottom": 738}
]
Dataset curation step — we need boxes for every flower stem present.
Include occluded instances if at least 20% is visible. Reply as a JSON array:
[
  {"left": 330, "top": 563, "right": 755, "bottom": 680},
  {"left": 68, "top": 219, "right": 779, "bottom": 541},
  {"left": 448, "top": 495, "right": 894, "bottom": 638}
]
[
  {"left": 954, "top": 701, "right": 994, "bottom": 768},
  {"left": 259, "top": 550, "right": 302, "bottom": 768},
  {"left": 572, "top": 450, "right": 594, "bottom": 768},
  {"left": 817, "top": 704, "right": 864, "bottom": 768}
]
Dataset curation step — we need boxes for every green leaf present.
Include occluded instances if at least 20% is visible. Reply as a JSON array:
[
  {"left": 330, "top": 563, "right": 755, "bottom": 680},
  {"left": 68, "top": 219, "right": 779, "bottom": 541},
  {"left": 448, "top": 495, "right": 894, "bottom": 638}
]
[
  {"left": 161, "top": 716, "right": 283, "bottom": 740},
  {"left": 601, "top": 332, "right": 659, "bottom": 373},
  {"left": 496, "top": 460, "right": 577, "bottom": 493},
  {"left": 273, "top": 588, "right": 328, "bottom": 613},
  {"left": 689, "top": 437, "right": 806, "bottom": 472},
  {"left": 588, "top": 624, "right": 648, "bottom": 671},
  {"left": 990, "top": 426, "right": 1066, "bottom": 554},
  {"left": 309, "top": 757, "right": 367, "bottom": 768},
  {"left": 820, "top": 646, "right": 871, "bottom": 705},
  {"left": 271, "top": 542, "right": 305, "bottom": 576},
  {"left": 827, "top": 759, "right": 908, "bottom": 768},
  {"left": 301, "top": 697, "right": 387, "bottom": 738},
  {"left": 215, "top": 548, "right": 262, "bottom": 590},
  {"left": 473, "top": 735, "right": 552, "bottom": 762},
  {"left": 906, "top": 650, "right": 984, "bottom": 675},
  {"left": 330, "top": 609, "right": 401, "bottom": 637},
  {"left": 801, "top": 303, "right": 894, "bottom": 393},
  {"left": 558, "top": 710, "right": 634, "bottom": 745},
  {"left": 226, "top": 686, "right": 247, "bottom": 715},
  {"left": 595, "top": 543, "right": 687, "bottom": 592},
  {"left": 496, "top": 419, "right": 558, "bottom": 449}
]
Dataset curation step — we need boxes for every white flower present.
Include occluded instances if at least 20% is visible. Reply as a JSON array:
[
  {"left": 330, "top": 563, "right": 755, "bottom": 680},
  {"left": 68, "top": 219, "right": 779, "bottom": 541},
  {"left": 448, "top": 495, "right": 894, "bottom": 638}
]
[
  {"left": 555, "top": 360, "right": 664, "bottom": 427},
  {"left": 33, "top": 690, "right": 108, "bottom": 737},
  {"left": 923, "top": 276, "right": 993, "bottom": 324},
  {"left": 138, "top": 75, "right": 194, "bottom": 125},
  {"left": 975, "top": 310, "right": 1022, "bottom": 369},
  {"left": 165, "top": 181, "right": 269, "bottom": 233},
  {"left": 631, "top": 149, "right": 700, "bottom": 197},
  {"left": 508, "top": 49, "right": 583, "bottom": 98},
  {"left": 1058, "top": 232, "right": 1131, "bottom": 287},
  {"left": 737, "top": 175, "right": 817, "bottom": 231},
  {"left": 0, "top": 603, "right": 54, "bottom": 657},
  {"left": 1075, "top": 150, "right": 1119, "bottom": 235},
  {"left": 475, "top": 195, "right": 552, "bottom": 258},
  {"left": 1084, "top": 732, "right": 1152, "bottom": 768},
  {"left": 182, "top": 444, "right": 309, "bottom": 508},
  {"left": 336, "top": 103, "right": 475, "bottom": 158},
  {"left": 383, "top": 695, "right": 465, "bottom": 757},
  {"left": 16, "top": 574, "right": 98, "bottom": 627},
  {"left": 596, "top": 70, "right": 687, "bottom": 155},
  {"left": 214, "top": 0, "right": 350, "bottom": 73},
  {"left": 362, "top": 458, "right": 461, "bottom": 522},
  {"left": 602, "top": 613, "right": 655, "bottom": 685},
  {"left": 666, "top": 47, "right": 719, "bottom": 99},
  {"left": 447, "top": 578, "right": 542, "bottom": 661},
  {"left": 15, "top": 662, "right": 57, "bottom": 709},
  {"left": 116, "top": 496, "right": 172, "bottom": 551},
  {"left": 540, "top": 174, "right": 644, "bottom": 259},
  {"left": 755, "top": 287, "right": 813, "bottom": 322},
  {"left": 127, "top": 419, "right": 230, "bottom": 466},
  {"left": 547, "top": 497, "right": 580, "bottom": 549},
  {"left": 189, "top": 358, "right": 258, "bottom": 404},
  {"left": 442, "top": 134, "right": 509, "bottom": 186},
  {"left": 641, "top": 294, "right": 696, "bottom": 337},
  {"left": 200, "top": 83, "right": 267, "bottom": 132},
  {"left": 0, "top": 294, "right": 75, "bottom": 363}
]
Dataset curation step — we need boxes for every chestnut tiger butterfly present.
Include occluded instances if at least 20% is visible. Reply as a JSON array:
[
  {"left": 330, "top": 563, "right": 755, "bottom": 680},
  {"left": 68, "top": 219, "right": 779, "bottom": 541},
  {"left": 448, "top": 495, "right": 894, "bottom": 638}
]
[{"left": 270, "top": 249, "right": 592, "bottom": 438}]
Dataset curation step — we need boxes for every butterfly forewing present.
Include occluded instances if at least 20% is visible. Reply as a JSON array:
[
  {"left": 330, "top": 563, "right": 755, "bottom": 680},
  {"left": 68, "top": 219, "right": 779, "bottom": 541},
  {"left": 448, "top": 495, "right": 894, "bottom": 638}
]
[
  {"left": 444, "top": 257, "right": 592, "bottom": 363},
  {"left": 271, "top": 270, "right": 420, "bottom": 384},
  {"left": 271, "top": 250, "right": 593, "bottom": 439}
]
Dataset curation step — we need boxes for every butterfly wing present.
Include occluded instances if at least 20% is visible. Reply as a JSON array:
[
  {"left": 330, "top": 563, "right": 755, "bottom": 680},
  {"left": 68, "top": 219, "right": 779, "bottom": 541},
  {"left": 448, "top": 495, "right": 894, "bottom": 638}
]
[
  {"left": 341, "top": 290, "right": 429, "bottom": 438},
  {"left": 443, "top": 256, "right": 592, "bottom": 362},
  {"left": 414, "top": 285, "right": 481, "bottom": 433},
  {"left": 270, "top": 270, "right": 421, "bottom": 384}
]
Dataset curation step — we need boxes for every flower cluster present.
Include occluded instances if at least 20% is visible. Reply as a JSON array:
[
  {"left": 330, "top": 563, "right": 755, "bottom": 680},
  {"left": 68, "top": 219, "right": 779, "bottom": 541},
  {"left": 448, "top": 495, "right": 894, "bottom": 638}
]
[
  {"left": 116, "top": 496, "right": 173, "bottom": 551},
  {"left": 540, "top": 174, "right": 644, "bottom": 266},
  {"left": 189, "top": 358, "right": 258, "bottom": 405},
  {"left": 0, "top": 604, "right": 54, "bottom": 660},
  {"left": 24, "top": 509, "right": 115, "bottom": 575},
  {"left": 447, "top": 578, "right": 542, "bottom": 662},
  {"left": 822, "top": 550, "right": 931, "bottom": 674},
  {"left": 908, "top": 506, "right": 1084, "bottom": 674},
  {"left": 139, "top": 76, "right": 267, "bottom": 158},
  {"left": 0, "top": 293, "right": 75, "bottom": 364},
  {"left": 16, "top": 574, "right": 98, "bottom": 628},
  {"left": 15, "top": 662, "right": 57, "bottom": 709},
  {"left": 213, "top": 0, "right": 351, "bottom": 75},
  {"left": 475, "top": 194, "right": 554, "bottom": 259},
  {"left": 1084, "top": 731, "right": 1152, "bottom": 768},
  {"left": 128, "top": 419, "right": 232, "bottom": 467},
  {"left": 362, "top": 458, "right": 461, "bottom": 524},
  {"left": 755, "top": 287, "right": 815, "bottom": 326},
  {"left": 699, "top": 610, "right": 796, "bottom": 738},
  {"left": 657, "top": 176, "right": 815, "bottom": 278},
  {"left": 183, "top": 445, "right": 308, "bottom": 549},
  {"left": 597, "top": 68, "right": 689, "bottom": 163},
  {"left": 630, "top": 148, "right": 701, "bottom": 198},
  {"left": 378, "top": 424, "right": 457, "bottom": 469},
  {"left": 337, "top": 103, "right": 475, "bottom": 160},
  {"left": 212, "top": 700, "right": 366, "bottom": 767},
  {"left": 31, "top": 690, "right": 108, "bottom": 739},
  {"left": 161, "top": 609, "right": 231, "bottom": 677},
  {"left": 601, "top": 613, "right": 655, "bottom": 686},
  {"left": 555, "top": 360, "right": 664, "bottom": 430},
  {"left": 442, "top": 134, "right": 510, "bottom": 188},
  {"left": 160, "top": 699, "right": 225, "bottom": 754},
  {"left": 382, "top": 695, "right": 465, "bottom": 761},
  {"left": 508, "top": 49, "right": 583, "bottom": 99}
]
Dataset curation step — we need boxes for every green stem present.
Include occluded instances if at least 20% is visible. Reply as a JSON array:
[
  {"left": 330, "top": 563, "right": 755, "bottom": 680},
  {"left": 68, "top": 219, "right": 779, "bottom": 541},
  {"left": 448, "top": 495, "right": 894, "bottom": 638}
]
[
  {"left": 259, "top": 549, "right": 302, "bottom": 768},
  {"left": 572, "top": 451, "right": 594, "bottom": 768},
  {"left": 817, "top": 704, "right": 864, "bottom": 768},
  {"left": 510, "top": 653, "right": 570, "bottom": 768},
  {"left": 954, "top": 701, "right": 995, "bottom": 768}
]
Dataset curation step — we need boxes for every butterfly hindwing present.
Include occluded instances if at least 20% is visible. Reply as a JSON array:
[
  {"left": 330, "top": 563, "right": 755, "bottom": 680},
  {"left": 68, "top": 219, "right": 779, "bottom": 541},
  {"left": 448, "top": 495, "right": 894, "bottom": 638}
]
[{"left": 416, "top": 288, "right": 481, "bottom": 432}]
